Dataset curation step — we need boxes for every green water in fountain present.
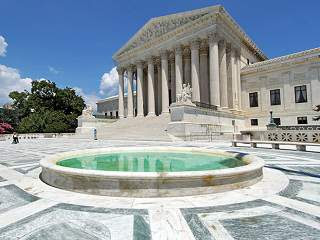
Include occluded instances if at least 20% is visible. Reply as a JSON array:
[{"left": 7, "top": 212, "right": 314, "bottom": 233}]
[{"left": 57, "top": 151, "right": 247, "bottom": 172}]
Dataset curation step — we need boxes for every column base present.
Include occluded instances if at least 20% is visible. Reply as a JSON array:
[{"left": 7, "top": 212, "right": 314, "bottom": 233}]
[
  {"left": 219, "top": 106, "right": 229, "bottom": 112},
  {"left": 136, "top": 114, "right": 145, "bottom": 118},
  {"left": 160, "top": 112, "right": 170, "bottom": 117},
  {"left": 146, "top": 112, "right": 156, "bottom": 117}
]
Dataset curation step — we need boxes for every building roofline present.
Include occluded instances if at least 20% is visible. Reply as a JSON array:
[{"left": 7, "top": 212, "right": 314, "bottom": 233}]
[
  {"left": 113, "top": 5, "right": 267, "bottom": 61},
  {"left": 96, "top": 91, "right": 136, "bottom": 104},
  {"left": 242, "top": 47, "right": 320, "bottom": 73}
]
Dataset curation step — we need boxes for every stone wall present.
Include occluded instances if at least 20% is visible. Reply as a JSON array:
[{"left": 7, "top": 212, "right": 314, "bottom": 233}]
[{"left": 0, "top": 133, "right": 75, "bottom": 141}]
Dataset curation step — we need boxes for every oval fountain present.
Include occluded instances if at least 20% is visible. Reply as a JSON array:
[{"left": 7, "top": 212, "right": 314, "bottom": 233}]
[{"left": 40, "top": 146, "right": 264, "bottom": 197}]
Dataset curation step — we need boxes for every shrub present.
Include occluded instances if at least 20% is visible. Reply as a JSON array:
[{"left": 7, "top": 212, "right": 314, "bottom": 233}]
[{"left": 0, "top": 122, "right": 14, "bottom": 134}]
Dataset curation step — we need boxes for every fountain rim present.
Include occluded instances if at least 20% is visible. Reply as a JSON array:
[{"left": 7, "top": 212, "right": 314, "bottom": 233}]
[{"left": 40, "top": 146, "right": 264, "bottom": 179}]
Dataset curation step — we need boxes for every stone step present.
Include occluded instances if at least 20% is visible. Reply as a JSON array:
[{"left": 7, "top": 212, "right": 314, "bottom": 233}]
[{"left": 96, "top": 115, "right": 171, "bottom": 141}]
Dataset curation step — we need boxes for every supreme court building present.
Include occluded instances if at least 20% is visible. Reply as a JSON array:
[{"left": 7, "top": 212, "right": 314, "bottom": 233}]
[{"left": 96, "top": 5, "right": 320, "bottom": 134}]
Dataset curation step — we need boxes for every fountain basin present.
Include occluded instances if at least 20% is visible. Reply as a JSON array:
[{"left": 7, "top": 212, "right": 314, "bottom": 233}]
[{"left": 40, "top": 147, "right": 264, "bottom": 197}]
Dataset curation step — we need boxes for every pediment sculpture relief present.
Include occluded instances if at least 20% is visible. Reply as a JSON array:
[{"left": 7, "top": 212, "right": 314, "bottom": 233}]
[{"left": 118, "top": 12, "right": 209, "bottom": 55}]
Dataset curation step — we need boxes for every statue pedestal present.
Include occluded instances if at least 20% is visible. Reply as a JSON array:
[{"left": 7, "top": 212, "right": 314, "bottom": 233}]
[
  {"left": 167, "top": 103, "right": 245, "bottom": 140},
  {"left": 75, "top": 106, "right": 97, "bottom": 139},
  {"left": 75, "top": 126, "right": 97, "bottom": 140}
]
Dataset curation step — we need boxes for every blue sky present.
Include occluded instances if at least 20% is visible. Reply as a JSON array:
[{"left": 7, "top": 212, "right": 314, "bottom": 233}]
[{"left": 0, "top": 0, "right": 319, "bottom": 106}]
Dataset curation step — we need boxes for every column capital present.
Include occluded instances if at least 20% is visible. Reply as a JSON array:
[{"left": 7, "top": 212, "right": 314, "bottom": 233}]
[
  {"left": 199, "top": 40, "right": 208, "bottom": 55},
  {"left": 146, "top": 56, "right": 155, "bottom": 65},
  {"left": 190, "top": 39, "right": 200, "bottom": 50},
  {"left": 154, "top": 57, "right": 161, "bottom": 67},
  {"left": 159, "top": 49, "right": 168, "bottom": 59},
  {"left": 127, "top": 64, "right": 135, "bottom": 72},
  {"left": 219, "top": 39, "right": 227, "bottom": 48},
  {"left": 208, "top": 32, "right": 220, "bottom": 43},
  {"left": 174, "top": 45, "right": 183, "bottom": 55},
  {"left": 183, "top": 47, "right": 191, "bottom": 59},
  {"left": 230, "top": 45, "right": 241, "bottom": 55},
  {"left": 226, "top": 42, "right": 232, "bottom": 54},
  {"left": 135, "top": 60, "right": 144, "bottom": 68},
  {"left": 169, "top": 51, "right": 175, "bottom": 61},
  {"left": 235, "top": 49, "right": 241, "bottom": 58},
  {"left": 116, "top": 67, "right": 125, "bottom": 75}
]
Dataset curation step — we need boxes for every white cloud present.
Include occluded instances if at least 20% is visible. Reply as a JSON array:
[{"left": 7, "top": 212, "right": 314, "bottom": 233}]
[
  {"left": 74, "top": 87, "right": 99, "bottom": 110},
  {"left": 0, "top": 64, "right": 32, "bottom": 105},
  {"left": 99, "top": 67, "right": 119, "bottom": 97},
  {"left": 48, "top": 66, "right": 59, "bottom": 74},
  {"left": 0, "top": 36, "right": 8, "bottom": 57},
  {"left": 98, "top": 67, "right": 134, "bottom": 99}
]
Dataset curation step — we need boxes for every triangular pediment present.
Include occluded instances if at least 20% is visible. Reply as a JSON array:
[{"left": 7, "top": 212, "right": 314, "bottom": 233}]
[{"left": 114, "top": 5, "right": 221, "bottom": 58}]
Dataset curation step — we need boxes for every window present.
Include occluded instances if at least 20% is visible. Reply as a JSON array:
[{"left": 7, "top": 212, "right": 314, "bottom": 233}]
[
  {"left": 249, "top": 92, "right": 258, "bottom": 107},
  {"left": 270, "top": 89, "right": 281, "bottom": 105},
  {"left": 297, "top": 116, "right": 308, "bottom": 124},
  {"left": 110, "top": 112, "right": 113, "bottom": 117},
  {"left": 251, "top": 119, "right": 258, "bottom": 126},
  {"left": 273, "top": 118, "right": 281, "bottom": 126},
  {"left": 295, "top": 85, "right": 307, "bottom": 103}
]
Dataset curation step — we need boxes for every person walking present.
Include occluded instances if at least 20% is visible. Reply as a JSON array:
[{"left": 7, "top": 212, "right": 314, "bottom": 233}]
[{"left": 12, "top": 132, "right": 19, "bottom": 144}]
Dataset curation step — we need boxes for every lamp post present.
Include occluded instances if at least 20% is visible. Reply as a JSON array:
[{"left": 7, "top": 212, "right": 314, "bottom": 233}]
[{"left": 267, "top": 110, "right": 277, "bottom": 129}]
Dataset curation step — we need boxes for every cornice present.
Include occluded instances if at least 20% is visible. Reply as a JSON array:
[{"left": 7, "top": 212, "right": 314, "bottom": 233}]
[{"left": 241, "top": 47, "right": 320, "bottom": 76}]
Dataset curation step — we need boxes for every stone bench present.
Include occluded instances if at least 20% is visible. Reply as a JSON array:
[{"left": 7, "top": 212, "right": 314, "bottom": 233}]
[{"left": 231, "top": 140, "right": 320, "bottom": 151}]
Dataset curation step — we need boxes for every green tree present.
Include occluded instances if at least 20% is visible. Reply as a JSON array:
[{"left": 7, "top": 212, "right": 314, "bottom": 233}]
[{"left": 8, "top": 80, "right": 85, "bottom": 133}]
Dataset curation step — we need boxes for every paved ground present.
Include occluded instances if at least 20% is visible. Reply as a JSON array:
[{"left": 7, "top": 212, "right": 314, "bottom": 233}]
[{"left": 0, "top": 138, "right": 319, "bottom": 239}]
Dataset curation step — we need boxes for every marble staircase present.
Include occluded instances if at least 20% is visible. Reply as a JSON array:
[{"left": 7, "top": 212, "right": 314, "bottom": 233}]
[{"left": 96, "top": 115, "right": 171, "bottom": 141}]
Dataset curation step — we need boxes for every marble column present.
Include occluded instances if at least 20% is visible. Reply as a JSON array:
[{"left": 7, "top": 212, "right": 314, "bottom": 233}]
[
  {"left": 219, "top": 40, "right": 228, "bottom": 108},
  {"left": 156, "top": 60, "right": 162, "bottom": 115},
  {"left": 231, "top": 47, "right": 238, "bottom": 109},
  {"left": 147, "top": 57, "right": 155, "bottom": 116},
  {"left": 209, "top": 33, "right": 220, "bottom": 106},
  {"left": 183, "top": 47, "right": 191, "bottom": 86},
  {"left": 175, "top": 46, "right": 183, "bottom": 97},
  {"left": 199, "top": 41, "right": 209, "bottom": 104},
  {"left": 160, "top": 50, "right": 169, "bottom": 114},
  {"left": 117, "top": 67, "right": 125, "bottom": 118},
  {"left": 136, "top": 61, "right": 144, "bottom": 117},
  {"left": 127, "top": 65, "right": 134, "bottom": 118},
  {"left": 169, "top": 53, "right": 176, "bottom": 103},
  {"left": 191, "top": 40, "right": 200, "bottom": 102},
  {"left": 236, "top": 51, "right": 242, "bottom": 110}
]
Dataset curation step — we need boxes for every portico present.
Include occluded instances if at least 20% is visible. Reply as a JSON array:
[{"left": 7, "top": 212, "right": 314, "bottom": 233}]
[{"left": 113, "top": 5, "right": 266, "bottom": 119}]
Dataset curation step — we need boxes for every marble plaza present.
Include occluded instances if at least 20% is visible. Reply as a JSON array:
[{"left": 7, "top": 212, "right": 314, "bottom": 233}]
[{"left": 0, "top": 138, "right": 319, "bottom": 239}]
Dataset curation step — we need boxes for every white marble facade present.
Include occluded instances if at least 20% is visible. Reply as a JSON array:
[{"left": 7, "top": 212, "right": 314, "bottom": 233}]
[
  {"left": 242, "top": 48, "right": 320, "bottom": 130},
  {"left": 112, "top": 5, "right": 265, "bottom": 119},
  {"left": 97, "top": 5, "right": 320, "bottom": 131}
]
